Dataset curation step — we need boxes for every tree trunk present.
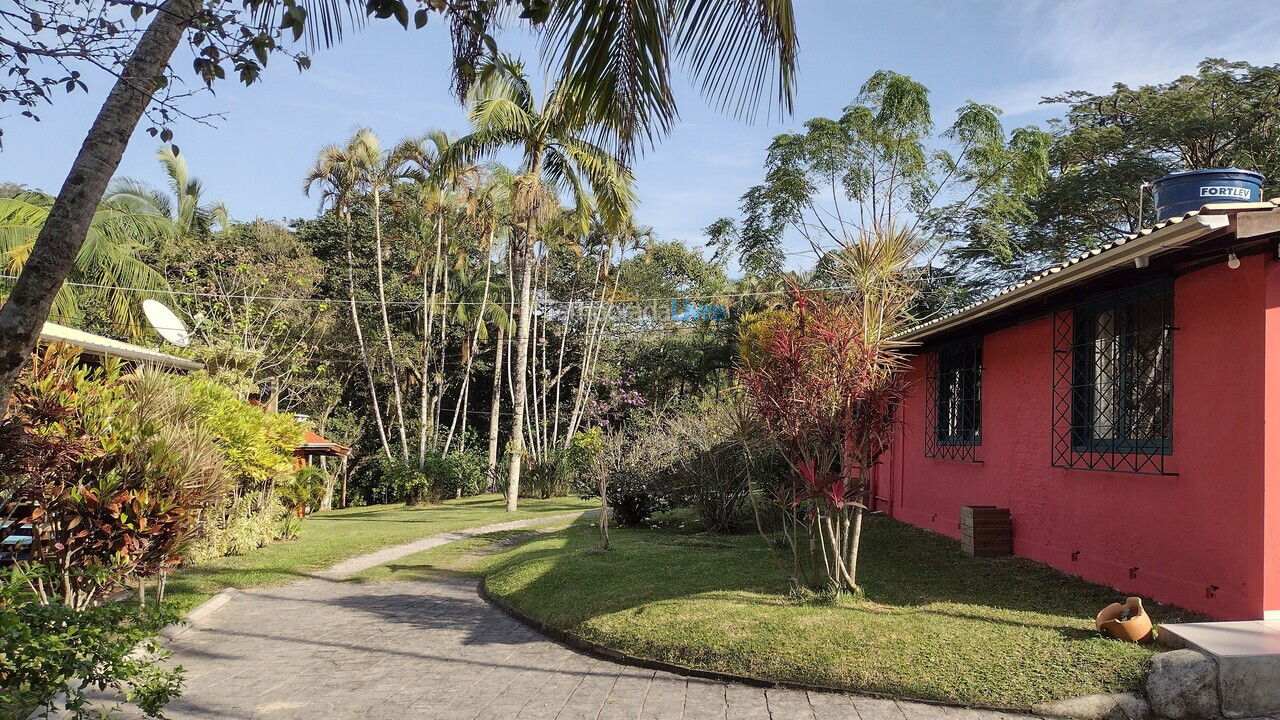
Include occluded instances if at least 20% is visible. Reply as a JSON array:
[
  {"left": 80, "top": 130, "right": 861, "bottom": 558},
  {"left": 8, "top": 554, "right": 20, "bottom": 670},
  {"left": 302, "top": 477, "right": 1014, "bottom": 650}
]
[
  {"left": 420, "top": 213, "right": 444, "bottom": 460},
  {"left": 433, "top": 246, "right": 451, "bottom": 450},
  {"left": 349, "top": 252, "right": 393, "bottom": 458},
  {"left": 341, "top": 456, "right": 349, "bottom": 508},
  {"left": 487, "top": 322, "right": 505, "bottom": 489},
  {"left": 505, "top": 244, "right": 535, "bottom": 512},
  {"left": 0, "top": 0, "right": 201, "bottom": 413},
  {"left": 847, "top": 504, "right": 864, "bottom": 594},
  {"left": 372, "top": 189, "right": 409, "bottom": 459},
  {"left": 319, "top": 455, "right": 335, "bottom": 511},
  {"left": 444, "top": 242, "right": 492, "bottom": 453}
]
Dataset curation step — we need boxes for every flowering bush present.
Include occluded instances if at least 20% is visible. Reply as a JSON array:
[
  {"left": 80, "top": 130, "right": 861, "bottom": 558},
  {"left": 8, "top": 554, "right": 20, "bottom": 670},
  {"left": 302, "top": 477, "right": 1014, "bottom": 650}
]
[{"left": 586, "top": 370, "right": 648, "bottom": 430}]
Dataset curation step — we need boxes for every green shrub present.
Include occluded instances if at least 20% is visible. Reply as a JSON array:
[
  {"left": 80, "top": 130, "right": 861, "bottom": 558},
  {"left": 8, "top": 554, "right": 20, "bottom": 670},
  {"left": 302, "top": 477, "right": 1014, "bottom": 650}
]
[
  {"left": 179, "top": 376, "right": 304, "bottom": 491},
  {"left": 279, "top": 466, "right": 330, "bottom": 515},
  {"left": 0, "top": 566, "right": 183, "bottom": 719},
  {"left": 443, "top": 449, "right": 487, "bottom": 499},
  {"left": 354, "top": 451, "right": 487, "bottom": 506},
  {"left": 584, "top": 426, "right": 674, "bottom": 527},
  {"left": 524, "top": 429, "right": 606, "bottom": 499},
  {"left": 577, "top": 404, "right": 781, "bottom": 531},
  {"left": 186, "top": 491, "right": 286, "bottom": 561},
  {"left": 664, "top": 402, "right": 783, "bottom": 533},
  {"left": 277, "top": 514, "right": 303, "bottom": 541}
]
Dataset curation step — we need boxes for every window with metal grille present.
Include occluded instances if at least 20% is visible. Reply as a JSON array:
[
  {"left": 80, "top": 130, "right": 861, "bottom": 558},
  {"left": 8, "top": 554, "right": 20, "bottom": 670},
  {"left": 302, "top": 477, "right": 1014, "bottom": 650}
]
[
  {"left": 925, "top": 338, "right": 982, "bottom": 461},
  {"left": 1052, "top": 279, "right": 1173, "bottom": 473}
]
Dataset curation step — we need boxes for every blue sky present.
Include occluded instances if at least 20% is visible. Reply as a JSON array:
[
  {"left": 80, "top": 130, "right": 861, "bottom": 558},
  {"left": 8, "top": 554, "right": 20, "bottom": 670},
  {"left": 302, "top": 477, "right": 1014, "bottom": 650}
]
[{"left": 6, "top": 0, "right": 1280, "bottom": 267}]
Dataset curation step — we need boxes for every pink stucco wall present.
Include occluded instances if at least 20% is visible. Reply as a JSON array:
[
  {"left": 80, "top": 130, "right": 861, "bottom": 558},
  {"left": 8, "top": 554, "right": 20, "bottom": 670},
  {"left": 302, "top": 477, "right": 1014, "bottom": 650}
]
[{"left": 882, "top": 254, "right": 1271, "bottom": 619}]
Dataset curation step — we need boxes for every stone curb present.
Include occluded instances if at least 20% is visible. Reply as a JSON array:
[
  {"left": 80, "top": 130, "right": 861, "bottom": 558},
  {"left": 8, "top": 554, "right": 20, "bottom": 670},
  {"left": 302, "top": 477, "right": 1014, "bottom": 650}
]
[
  {"left": 477, "top": 577, "right": 1033, "bottom": 715},
  {"left": 159, "top": 587, "right": 238, "bottom": 640}
]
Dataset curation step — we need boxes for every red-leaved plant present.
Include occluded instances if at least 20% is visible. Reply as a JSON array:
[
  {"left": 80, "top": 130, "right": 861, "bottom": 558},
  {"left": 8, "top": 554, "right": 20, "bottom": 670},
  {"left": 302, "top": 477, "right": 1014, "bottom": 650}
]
[
  {"left": 739, "top": 226, "right": 918, "bottom": 594},
  {"left": 0, "top": 345, "right": 227, "bottom": 609}
]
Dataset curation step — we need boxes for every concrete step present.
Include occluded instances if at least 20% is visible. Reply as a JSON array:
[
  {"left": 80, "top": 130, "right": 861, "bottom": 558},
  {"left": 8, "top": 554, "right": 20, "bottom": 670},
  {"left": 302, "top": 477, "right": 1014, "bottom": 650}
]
[{"left": 1160, "top": 621, "right": 1280, "bottom": 718}]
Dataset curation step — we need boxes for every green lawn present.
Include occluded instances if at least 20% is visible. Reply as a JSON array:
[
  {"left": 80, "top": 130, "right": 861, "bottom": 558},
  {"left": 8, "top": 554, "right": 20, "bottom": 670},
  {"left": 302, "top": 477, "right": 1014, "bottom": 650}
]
[
  {"left": 163, "top": 494, "right": 595, "bottom": 614},
  {"left": 359, "top": 513, "right": 1201, "bottom": 709}
]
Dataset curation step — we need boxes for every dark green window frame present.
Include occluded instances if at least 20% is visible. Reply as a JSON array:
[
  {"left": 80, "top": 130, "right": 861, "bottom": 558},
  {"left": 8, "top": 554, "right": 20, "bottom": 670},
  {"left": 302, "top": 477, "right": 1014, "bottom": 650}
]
[
  {"left": 926, "top": 337, "right": 982, "bottom": 460},
  {"left": 1068, "top": 280, "right": 1173, "bottom": 458}
]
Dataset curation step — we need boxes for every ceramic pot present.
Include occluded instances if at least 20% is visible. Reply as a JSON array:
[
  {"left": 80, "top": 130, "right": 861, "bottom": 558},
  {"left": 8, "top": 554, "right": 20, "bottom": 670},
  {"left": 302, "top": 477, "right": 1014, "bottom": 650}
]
[{"left": 1095, "top": 596, "right": 1153, "bottom": 643}]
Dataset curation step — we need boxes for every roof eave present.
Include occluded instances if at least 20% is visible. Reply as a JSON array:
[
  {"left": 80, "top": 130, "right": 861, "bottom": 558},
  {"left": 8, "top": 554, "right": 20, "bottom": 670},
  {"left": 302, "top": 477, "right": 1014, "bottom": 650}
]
[
  {"left": 38, "top": 324, "right": 204, "bottom": 372},
  {"left": 899, "top": 213, "right": 1231, "bottom": 344}
]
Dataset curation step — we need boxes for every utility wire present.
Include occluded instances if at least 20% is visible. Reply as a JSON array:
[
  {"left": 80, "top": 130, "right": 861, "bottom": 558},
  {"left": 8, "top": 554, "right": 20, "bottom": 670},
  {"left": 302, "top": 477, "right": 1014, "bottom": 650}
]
[{"left": 0, "top": 273, "right": 868, "bottom": 308}]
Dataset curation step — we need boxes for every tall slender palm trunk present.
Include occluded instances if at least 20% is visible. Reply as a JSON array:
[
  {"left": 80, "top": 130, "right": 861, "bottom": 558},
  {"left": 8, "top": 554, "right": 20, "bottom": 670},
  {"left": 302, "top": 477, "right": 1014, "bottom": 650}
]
[
  {"left": 420, "top": 213, "right": 445, "bottom": 461},
  {"left": 505, "top": 241, "right": 535, "bottom": 511},
  {"left": 372, "top": 189, "right": 409, "bottom": 458},
  {"left": 487, "top": 321, "right": 505, "bottom": 489},
  {"left": 444, "top": 239, "right": 493, "bottom": 453},
  {"left": 349, "top": 251, "right": 393, "bottom": 458}
]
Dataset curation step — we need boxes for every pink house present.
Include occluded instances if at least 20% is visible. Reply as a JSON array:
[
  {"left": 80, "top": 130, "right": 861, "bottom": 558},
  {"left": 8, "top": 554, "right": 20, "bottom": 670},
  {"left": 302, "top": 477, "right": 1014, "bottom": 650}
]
[{"left": 878, "top": 200, "right": 1280, "bottom": 620}]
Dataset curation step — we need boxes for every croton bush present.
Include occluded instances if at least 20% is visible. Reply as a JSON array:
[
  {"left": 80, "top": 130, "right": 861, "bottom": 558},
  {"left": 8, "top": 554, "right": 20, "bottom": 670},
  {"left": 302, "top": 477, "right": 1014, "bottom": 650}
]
[{"left": 0, "top": 345, "right": 310, "bottom": 718}]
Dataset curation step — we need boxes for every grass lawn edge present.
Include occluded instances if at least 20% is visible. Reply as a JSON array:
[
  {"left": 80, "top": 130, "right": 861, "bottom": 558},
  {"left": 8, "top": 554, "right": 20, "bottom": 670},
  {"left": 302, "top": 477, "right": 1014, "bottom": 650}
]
[
  {"left": 452, "top": 516, "right": 1196, "bottom": 709},
  {"left": 476, "top": 573, "right": 1031, "bottom": 713}
]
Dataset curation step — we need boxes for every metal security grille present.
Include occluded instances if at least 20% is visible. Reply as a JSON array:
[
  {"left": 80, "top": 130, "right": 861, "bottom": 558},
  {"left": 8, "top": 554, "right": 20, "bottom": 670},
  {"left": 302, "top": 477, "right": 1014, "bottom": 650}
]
[
  {"left": 925, "top": 338, "right": 982, "bottom": 461},
  {"left": 1052, "top": 279, "right": 1173, "bottom": 474}
]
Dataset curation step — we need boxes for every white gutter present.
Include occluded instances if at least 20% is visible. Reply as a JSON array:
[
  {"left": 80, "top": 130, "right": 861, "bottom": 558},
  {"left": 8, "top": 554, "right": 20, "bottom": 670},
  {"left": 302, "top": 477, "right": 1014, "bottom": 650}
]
[{"left": 900, "top": 213, "right": 1230, "bottom": 343}]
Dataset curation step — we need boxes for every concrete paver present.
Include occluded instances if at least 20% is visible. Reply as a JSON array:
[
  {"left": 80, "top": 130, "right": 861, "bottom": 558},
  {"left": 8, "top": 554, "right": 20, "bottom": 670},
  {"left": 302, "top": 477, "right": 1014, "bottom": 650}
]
[{"left": 59, "top": 520, "right": 1038, "bottom": 720}]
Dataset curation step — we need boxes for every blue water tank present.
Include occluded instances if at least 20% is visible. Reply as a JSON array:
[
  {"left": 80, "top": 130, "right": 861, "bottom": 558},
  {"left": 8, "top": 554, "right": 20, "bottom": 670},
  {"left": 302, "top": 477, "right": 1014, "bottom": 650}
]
[{"left": 1151, "top": 168, "right": 1264, "bottom": 222}]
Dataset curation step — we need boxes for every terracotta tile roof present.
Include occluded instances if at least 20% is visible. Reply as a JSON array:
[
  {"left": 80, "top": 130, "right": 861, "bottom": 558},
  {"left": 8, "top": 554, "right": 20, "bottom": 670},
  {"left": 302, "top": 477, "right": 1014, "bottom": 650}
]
[{"left": 298, "top": 429, "right": 351, "bottom": 456}]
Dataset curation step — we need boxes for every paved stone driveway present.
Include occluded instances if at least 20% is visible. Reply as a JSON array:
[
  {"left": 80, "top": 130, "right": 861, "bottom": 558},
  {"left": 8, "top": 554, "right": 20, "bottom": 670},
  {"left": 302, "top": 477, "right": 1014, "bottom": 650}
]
[
  {"left": 86, "top": 518, "right": 1034, "bottom": 720},
  {"left": 152, "top": 576, "right": 1023, "bottom": 720}
]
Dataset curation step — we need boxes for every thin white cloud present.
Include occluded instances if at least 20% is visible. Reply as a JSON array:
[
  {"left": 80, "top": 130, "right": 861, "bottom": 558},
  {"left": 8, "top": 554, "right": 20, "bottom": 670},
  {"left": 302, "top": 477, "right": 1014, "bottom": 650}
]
[{"left": 991, "top": 0, "right": 1280, "bottom": 116}]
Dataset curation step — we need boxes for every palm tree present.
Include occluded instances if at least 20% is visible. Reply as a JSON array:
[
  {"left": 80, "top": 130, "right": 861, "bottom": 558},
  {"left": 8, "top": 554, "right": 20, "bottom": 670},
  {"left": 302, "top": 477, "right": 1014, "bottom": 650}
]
[
  {"left": 0, "top": 0, "right": 798, "bottom": 415},
  {"left": 350, "top": 129, "right": 413, "bottom": 460},
  {"left": 308, "top": 129, "right": 412, "bottom": 460},
  {"left": 108, "top": 147, "right": 229, "bottom": 240},
  {"left": 442, "top": 265, "right": 511, "bottom": 455},
  {"left": 396, "top": 130, "right": 485, "bottom": 459},
  {"left": 303, "top": 140, "right": 394, "bottom": 460},
  {"left": 0, "top": 191, "right": 172, "bottom": 337},
  {"left": 445, "top": 54, "right": 637, "bottom": 511}
]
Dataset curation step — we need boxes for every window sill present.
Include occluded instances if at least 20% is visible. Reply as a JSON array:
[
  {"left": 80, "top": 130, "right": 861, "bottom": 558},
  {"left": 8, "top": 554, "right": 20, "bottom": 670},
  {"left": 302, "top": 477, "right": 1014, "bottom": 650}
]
[
  {"left": 923, "top": 456, "right": 984, "bottom": 465},
  {"left": 1056, "top": 464, "right": 1179, "bottom": 477}
]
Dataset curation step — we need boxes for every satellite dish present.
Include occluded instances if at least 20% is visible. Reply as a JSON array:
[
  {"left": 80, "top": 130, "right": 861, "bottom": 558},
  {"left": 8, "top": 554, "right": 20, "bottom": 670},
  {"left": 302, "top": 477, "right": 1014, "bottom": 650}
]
[{"left": 142, "top": 299, "right": 191, "bottom": 348}]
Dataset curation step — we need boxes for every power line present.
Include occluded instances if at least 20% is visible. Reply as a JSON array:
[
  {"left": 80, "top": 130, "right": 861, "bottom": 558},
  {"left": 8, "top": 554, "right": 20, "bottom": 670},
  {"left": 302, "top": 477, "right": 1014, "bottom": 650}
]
[{"left": 1, "top": 273, "right": 870, "bottom": 308}]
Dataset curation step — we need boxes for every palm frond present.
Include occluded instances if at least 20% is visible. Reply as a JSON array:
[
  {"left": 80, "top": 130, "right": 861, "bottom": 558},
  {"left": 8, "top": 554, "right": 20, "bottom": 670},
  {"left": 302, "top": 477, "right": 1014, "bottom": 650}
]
[
  {"left": 469, "top": 54, "right": 536, "bottom": 114},
  {"left": 539, "top": 0, "right": 798, "bottom": 158},
  {"left": 554, "top": 137, "right": 636, "bottom": 225}
]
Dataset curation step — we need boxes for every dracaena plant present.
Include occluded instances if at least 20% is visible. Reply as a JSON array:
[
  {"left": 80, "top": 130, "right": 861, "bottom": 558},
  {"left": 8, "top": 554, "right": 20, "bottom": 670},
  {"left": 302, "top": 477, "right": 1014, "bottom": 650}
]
[{"left": 738, "top": 225, "right": 918, "bottom": 594}]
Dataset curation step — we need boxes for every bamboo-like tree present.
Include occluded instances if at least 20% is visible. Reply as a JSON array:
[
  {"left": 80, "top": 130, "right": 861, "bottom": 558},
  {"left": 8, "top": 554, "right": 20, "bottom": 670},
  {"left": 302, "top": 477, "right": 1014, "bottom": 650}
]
[{"left": 445, "top": 54, "right": 636, "bottom": 511}]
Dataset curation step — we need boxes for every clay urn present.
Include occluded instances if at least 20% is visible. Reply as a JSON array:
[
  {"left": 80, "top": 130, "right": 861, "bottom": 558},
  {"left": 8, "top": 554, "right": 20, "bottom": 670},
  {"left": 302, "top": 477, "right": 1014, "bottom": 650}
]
[{"left": 1095, "top": 596, "right": 1153, "bottom": 643}]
